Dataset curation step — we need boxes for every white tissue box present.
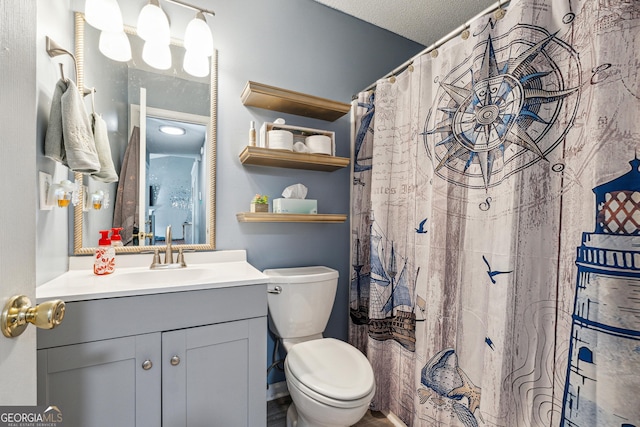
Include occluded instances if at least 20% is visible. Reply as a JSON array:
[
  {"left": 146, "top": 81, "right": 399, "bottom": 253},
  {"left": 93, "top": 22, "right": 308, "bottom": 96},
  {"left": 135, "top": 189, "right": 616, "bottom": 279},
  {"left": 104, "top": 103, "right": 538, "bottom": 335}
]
[{"left": 273, "top": 198, "right": 318, "bottom": 214}]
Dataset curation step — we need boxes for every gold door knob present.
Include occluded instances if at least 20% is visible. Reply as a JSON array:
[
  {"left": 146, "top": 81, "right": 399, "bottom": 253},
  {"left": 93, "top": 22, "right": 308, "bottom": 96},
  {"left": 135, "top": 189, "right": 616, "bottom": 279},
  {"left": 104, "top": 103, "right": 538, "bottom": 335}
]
[{"left": 1, "top": 295, "right": 65, "bottom": 338}]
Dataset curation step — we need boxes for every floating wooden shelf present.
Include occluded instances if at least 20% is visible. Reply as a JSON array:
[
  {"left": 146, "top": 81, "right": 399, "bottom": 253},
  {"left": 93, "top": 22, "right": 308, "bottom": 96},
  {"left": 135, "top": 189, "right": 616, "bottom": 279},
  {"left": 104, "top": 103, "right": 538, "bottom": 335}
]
[
  {"left": 241, "top": 81, "right": 350, "bottom": 122},
  {"left": 236, "top": 212, "right": 347, "bottom": 223},
  {"left": 239, "top": 146, "right": 349, "bottom": 172}
]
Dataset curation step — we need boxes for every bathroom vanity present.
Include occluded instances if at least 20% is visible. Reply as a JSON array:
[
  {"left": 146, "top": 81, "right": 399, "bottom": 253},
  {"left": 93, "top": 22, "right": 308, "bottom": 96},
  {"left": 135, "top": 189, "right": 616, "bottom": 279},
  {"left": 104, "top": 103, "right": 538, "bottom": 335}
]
[{"left": 36, "top": 251, "right": 267, "bottom": 427}]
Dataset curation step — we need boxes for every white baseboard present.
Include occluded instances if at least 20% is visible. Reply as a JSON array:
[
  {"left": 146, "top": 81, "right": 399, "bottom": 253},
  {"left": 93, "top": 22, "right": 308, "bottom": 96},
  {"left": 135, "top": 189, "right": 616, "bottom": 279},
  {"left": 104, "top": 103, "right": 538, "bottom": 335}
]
[
  {"left": 266, "top": 381, "right": 289, "bottom": 401},
  {"left": 383, "top": 411, "right": 408, "bottom": 427}
]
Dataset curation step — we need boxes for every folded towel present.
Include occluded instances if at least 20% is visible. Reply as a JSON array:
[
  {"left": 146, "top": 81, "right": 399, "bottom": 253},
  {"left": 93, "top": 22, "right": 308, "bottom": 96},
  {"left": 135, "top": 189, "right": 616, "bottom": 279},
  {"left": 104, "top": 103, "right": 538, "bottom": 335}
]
[
  {"left": 61, "top": 80, "right": 100, "bottom": 173},
  {"left": 90, "top": 113, "right": 119, "bottom": 183},
  {"left": 44, "top": 79, "right": 68, "bottom": 164},
  {"left": 44, "top": 78, "right": 100, "bottom": 173}
]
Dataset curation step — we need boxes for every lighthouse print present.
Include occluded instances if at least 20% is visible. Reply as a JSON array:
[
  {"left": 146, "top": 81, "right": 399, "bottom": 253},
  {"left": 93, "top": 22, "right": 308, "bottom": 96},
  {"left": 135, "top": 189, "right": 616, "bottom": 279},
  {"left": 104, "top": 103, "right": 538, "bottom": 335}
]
[{"left": 561, "top": 157, "right": 640, "bottom": 427}]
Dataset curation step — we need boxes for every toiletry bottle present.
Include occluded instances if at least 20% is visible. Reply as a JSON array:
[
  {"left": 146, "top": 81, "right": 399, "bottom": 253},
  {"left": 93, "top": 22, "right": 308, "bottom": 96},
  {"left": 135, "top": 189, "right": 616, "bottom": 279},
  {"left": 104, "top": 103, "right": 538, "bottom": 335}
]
[
  {"left": 111, "top": 227, "right": 124, "bottom": 247},
  {"left": 249, "top": 121, "right": 256, "bottom": 146},
  {"left": 94, "top": 230, "right": 115, "bottom": 276}
]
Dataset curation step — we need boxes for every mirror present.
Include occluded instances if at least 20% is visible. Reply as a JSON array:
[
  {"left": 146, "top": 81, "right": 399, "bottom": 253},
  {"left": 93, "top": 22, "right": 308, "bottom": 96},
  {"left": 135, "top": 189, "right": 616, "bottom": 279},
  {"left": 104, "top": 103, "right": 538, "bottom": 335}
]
[{"left": 72, "top": 12, "right": 217, "bottom": 254}]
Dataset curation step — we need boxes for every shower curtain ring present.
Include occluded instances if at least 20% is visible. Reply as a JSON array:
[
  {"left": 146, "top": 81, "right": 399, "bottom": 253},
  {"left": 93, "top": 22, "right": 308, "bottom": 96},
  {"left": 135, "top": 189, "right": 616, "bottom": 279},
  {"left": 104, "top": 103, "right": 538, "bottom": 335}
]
[
  {"left": 494, "top": 0, "right": 506, "bottom": 20},
  {"left": 461, "top": 25, "right": 470, "bottom": 40}
]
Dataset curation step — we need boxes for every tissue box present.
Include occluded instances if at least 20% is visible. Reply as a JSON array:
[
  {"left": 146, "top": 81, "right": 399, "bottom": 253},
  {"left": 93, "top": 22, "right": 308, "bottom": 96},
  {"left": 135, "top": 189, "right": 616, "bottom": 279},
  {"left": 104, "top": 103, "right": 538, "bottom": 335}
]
[{"left": 273, "top": 198, "right": 318, "bottom": 214}]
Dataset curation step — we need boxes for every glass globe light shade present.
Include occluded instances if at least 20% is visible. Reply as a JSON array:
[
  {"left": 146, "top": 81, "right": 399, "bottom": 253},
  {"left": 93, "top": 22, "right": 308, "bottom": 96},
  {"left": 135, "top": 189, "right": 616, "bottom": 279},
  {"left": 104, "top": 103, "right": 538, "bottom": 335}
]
[
  {"left": 183, "top": 50, "right": 209, "bottom": 78},
  {"left": 184, "top": 14, "right": 213, "bottom": 57},
  {"left": 99, "top": 30, "right": 132, "bottom": 62},
  {"left": 85, "top": 0, "right": 124, "bottom": 32},
  {"left": 136, "top": 2, "right": 170, "bottom": 44},
  {"left": 142, "top": 41, "right": 172, "bottom": 70}
]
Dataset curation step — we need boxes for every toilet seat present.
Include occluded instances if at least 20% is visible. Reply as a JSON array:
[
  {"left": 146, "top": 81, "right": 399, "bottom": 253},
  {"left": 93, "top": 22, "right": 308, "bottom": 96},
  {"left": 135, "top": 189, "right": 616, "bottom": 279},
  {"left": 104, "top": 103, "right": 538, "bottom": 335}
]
[{"left": 285, "top": 338, "right": 375, "bottom": 408}]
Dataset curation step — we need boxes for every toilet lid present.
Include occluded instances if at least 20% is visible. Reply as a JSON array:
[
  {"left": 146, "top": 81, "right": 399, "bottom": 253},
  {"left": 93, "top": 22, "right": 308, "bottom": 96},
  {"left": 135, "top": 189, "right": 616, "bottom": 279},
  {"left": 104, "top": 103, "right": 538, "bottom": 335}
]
[{"left": 286, "top": 338, "right": 374, "bottom": 401}]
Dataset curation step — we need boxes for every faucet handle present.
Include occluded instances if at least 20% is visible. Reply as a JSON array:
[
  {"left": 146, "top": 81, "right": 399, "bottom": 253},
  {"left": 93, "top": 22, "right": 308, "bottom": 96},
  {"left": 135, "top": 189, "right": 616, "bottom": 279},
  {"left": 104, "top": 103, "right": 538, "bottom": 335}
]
[
  {"left": 176, "top": 248, "right": 194, "bottom": 267},
  {"left": 142, "top": 248, "right": 161, "bottom": 269}
]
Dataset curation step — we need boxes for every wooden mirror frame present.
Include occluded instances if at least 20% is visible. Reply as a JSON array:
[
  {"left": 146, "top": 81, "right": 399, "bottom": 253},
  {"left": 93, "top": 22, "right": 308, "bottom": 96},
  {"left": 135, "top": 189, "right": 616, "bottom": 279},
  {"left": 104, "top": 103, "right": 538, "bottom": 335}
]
[{"left": 72, "top": 12, "right": 217, "bottom": 254}]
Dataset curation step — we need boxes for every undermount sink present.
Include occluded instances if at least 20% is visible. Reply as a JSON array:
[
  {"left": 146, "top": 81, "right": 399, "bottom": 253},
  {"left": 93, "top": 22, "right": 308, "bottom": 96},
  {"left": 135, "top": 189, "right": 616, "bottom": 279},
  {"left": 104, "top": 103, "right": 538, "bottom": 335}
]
[{"left": 36, "top": 250, "right": 268, "bottom": 303}]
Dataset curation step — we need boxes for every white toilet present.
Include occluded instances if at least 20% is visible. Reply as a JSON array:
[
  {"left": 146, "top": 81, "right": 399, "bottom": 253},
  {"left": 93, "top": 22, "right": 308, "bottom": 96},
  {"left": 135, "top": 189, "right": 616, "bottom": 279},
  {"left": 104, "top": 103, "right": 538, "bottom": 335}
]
[{"left": 265, "top": 266, "right": 376, "bottom": 427}]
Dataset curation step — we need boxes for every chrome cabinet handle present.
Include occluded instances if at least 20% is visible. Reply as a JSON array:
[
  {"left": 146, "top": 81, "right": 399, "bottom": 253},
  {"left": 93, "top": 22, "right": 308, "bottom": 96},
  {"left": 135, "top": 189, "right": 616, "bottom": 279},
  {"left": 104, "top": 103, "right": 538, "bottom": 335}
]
[
  {"left": 142, "top": 360, "right": 153, "bottom": 370},
  {"left": 267, "top": 286, "right": 282, "bottom": 294},
  {"left": 170, "top": 355, "right": 181, "bottom": 366}
]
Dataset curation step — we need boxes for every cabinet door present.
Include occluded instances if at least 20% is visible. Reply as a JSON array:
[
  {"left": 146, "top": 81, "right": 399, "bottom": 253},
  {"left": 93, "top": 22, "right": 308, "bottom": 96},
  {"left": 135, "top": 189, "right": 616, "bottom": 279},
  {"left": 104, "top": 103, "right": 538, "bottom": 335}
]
[
  {"left": 37, "top": 333, "right": 161, "bottom": 427},
  {"left": 162, "top": 318, "right": 267, "bottom": 427}
]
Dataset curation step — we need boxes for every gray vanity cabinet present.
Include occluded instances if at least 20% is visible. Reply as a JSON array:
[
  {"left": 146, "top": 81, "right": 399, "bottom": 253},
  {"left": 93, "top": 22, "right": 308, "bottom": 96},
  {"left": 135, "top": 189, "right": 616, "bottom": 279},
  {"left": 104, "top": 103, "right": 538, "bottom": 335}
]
[
  {"left": 37, "top": 333, "right": 162, "bottom": 426},
  {"left": 37, "top": 284, "right": 267, "bottom": 427}
]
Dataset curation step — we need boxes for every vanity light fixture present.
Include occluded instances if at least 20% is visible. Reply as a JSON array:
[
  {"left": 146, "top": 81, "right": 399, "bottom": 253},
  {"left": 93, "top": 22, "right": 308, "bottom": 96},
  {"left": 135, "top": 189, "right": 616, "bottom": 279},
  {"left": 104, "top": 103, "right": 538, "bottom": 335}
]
[
  {"left": 137, "top": 0, "right": 170, "bottom": 43},
  {"left": 137, "top": 0, "right": 172, "bottom": 69},
  {"left": 142, "top": 40, "right": 172, "bottom": 70},
  {"left": 85, "top": 0, "right": 123, "bottom": 32},
  {"left": 159, "top": 125, "right": 186, "bottom": 135},
  {"left": 140, "top": 0, "right": 215, "bottom": 77},
  {"left": 85, "top": 0, "right": 131, "bottom": 62},
  {"left": 183, "top": 49, "right": 209, "bottom": 78},
  {"left": 184, "top": 12, "right": 213, "bottom": 57},
  {"left": 183, "top": 11, "right": 213, "bottom": 77},
  {"left": 99, "top": 30, "right": 132, "bottom": 62}
]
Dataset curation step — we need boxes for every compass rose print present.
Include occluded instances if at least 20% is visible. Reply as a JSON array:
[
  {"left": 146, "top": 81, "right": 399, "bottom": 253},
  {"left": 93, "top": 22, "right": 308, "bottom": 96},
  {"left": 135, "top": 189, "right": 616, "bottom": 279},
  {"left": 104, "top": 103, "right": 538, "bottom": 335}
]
[{"left": 423, "top": 25, "right": 581, "bottom": 190}]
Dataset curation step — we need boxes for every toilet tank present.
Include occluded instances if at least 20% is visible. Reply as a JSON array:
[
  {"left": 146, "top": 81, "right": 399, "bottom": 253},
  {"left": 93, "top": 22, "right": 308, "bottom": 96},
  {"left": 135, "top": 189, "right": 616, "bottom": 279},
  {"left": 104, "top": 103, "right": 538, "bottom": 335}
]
[{"left": 264, "top": 266, "right": 339, "bottom": 340}]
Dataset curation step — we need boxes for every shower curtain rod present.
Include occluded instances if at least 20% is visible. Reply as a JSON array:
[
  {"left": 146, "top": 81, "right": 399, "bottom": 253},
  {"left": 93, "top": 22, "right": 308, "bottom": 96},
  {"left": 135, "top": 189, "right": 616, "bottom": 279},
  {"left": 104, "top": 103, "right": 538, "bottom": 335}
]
[{"left": 359, "top": 0, "right": 511, "bottom": 94}]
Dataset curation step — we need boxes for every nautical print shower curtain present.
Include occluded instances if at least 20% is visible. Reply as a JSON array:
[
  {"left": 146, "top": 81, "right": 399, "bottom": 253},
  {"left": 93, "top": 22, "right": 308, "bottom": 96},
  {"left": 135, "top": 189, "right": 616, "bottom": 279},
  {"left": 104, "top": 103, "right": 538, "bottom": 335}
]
[{"left": 349, "top": 0, "right": 640, "bottom": 426}]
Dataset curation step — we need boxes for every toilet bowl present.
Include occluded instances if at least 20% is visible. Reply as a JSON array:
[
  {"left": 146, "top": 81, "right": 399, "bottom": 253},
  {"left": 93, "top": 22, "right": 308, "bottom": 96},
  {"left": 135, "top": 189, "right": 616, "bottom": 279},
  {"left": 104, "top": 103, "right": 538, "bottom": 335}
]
[
  {"left": 264, "top": 266, "right": 375, "bottom": 427},
  {"left": 284, "top": 338, "right": 375, "bottom": 427}
]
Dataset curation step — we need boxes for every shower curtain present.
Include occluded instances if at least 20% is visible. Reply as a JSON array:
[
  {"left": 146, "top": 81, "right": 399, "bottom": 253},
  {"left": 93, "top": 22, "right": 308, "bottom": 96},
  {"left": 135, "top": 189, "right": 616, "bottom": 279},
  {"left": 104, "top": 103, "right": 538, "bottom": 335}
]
[{"left": 349, "top": 0, "right": 640, "bottom": 426}]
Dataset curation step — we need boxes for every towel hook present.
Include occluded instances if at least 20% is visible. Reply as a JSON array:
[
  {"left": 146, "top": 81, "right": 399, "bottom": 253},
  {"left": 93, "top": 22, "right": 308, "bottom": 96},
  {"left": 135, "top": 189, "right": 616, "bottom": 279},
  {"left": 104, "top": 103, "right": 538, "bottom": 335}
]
[
  {"left": 90, "top": 87, "right": 97, "bottom": 114},
  {"left": 46, "top": 36, "right": 78, "bottom": 83},
  {"left": 57, "top": 63, "right": 66, "bottom": 81}
]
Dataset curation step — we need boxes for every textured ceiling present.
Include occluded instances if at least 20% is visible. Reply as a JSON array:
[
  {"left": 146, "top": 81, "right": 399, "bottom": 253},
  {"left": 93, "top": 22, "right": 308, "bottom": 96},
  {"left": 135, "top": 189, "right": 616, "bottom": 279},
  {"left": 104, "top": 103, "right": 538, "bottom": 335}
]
[{"left": 312, "top": 0, "right": 496, "bottom": 46}]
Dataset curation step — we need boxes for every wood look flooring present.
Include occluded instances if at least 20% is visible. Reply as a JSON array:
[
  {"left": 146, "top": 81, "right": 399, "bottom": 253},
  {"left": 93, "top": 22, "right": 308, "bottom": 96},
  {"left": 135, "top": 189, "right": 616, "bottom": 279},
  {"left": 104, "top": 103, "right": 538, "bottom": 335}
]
[{"left": 267, "top": 396, "right": 396, "bottom": 427}]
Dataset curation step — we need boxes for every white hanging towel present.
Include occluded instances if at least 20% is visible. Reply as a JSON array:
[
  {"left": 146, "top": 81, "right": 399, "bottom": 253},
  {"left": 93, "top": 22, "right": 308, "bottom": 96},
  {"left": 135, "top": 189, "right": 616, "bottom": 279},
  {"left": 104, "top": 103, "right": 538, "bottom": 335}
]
[
  {"left": 90, "top": 113, "right": 119, "bottom": 183},
  {"left": 44, "top": 78, "right": 100, "bottom": 173}
]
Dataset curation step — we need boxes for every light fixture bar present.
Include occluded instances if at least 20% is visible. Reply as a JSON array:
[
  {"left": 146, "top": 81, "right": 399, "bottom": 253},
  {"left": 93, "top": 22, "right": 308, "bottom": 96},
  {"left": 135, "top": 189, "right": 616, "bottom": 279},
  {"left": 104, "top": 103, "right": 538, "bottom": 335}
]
[{"left": 163, "top": 0, "right": 215, "bottom": 16}]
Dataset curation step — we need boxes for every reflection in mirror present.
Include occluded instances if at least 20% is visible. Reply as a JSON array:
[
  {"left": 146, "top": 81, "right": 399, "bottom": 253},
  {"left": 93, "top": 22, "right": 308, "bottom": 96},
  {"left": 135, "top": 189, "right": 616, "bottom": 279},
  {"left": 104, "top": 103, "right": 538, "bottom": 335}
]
[
  {"left": 73, "top": 12, "right": 216, "bottom": 254},
  {"left": 137, "top": 110, "right": 208, "bottom": 246}
]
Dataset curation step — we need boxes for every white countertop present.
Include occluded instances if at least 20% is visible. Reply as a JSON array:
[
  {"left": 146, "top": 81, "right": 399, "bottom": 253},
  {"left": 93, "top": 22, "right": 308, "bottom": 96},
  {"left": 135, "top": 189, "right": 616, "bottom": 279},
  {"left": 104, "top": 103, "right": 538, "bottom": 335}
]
[{"left": 37, "top": 250, "right": 268, "bottom": 303}]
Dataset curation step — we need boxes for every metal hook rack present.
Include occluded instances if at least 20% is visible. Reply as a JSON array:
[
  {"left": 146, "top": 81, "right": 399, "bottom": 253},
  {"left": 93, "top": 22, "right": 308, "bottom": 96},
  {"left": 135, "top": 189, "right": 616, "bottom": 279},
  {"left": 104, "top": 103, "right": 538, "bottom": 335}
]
[
  {"left": 46, "top": 36, "right": 78, "bottom": 82},
  {"left": 46, "top": 36, "right": 95, "bottom": 97}
]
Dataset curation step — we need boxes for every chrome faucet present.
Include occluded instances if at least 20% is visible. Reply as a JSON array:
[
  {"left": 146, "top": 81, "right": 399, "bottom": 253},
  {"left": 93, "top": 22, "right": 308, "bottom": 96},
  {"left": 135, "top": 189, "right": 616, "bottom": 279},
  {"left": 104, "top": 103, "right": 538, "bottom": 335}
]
[
  {"left": 148, "top": 225, "right": 188, "bottom": 269},
  {"left": 164, "top": 225, "right": 174, "bottom": 264}
]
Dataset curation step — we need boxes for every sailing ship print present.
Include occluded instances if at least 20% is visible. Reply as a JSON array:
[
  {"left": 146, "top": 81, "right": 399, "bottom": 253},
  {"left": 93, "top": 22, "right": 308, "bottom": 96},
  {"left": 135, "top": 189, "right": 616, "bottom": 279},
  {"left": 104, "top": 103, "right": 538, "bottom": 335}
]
[
  {"left": 366, "top": 222, "right": 423, "bottom": 352},
  {"left": 350, "top": 237, "right": 371, "bottom": 325}
]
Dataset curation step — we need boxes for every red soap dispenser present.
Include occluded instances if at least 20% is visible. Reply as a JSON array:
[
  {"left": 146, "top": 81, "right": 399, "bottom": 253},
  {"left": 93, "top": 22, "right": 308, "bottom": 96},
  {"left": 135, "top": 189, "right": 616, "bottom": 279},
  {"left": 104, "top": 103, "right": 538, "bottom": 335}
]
[
  {"left": 111, "top": 227, "right": 124, "bottom": 247},
  {"left": 94, "top": 230, "right": 115, "bottom": 275}
]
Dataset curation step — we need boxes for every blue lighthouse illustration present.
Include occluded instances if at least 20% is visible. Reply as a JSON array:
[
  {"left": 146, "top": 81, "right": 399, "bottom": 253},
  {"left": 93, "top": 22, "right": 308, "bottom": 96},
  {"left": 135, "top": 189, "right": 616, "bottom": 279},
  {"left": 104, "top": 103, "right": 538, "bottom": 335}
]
[{"left": 560, "top": 157, "right": 640, "bottom": 427}]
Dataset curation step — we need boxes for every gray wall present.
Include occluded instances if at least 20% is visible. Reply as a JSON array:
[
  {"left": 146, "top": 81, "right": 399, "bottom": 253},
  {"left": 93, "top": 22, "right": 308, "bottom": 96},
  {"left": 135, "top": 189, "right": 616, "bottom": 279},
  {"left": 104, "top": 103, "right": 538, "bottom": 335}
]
[{"left": 34, "top": 0, "right": 424, "bottom": 385}]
